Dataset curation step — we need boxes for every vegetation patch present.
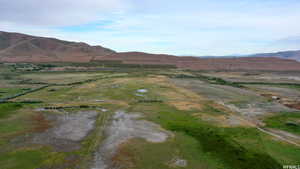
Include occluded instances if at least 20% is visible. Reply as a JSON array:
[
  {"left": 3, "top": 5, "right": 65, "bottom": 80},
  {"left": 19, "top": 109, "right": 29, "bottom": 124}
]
[
  {"left": 264, "top": 112, "right": 300, "bottom": 135},
  {"left": 0, "top": 103, "right": 23, "bottom": 119},
  {"left": 0, "top": 119, "right": 28, "bottom": 134},
  {"left": 171, "top": 74, "right": 244, "bottom": 88},
  {"left": 138, "top": 99, "right": 163, "bottom": 103},
  {"left": 157, "top": 111, "right": 281, "bottom": 169},
  {"left": 202, "top": 104, "right": 226, "bottom": 115},
  {"left": 237, "top": 82, "right": 300, "bottom": 88},
  {"left": 0, "top": 148, "right": 46, "bottom": 169},
  {"left": 127, "top": 98, "right": 287, "bottom": 168},
  {"left": 0, "top": 88, "right": 25, "bottom": 99}
]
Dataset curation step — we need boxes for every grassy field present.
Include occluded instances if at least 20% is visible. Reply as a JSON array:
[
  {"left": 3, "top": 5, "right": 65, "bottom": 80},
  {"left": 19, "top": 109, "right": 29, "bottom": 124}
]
[
  {"left": 264, "top": 112, "right": 300, "bottom": 135},
  {"left": 0, "top": 66, "right": 299, "bottom": 169},
  {"left": 105, "top": 77, "right": 299, "bottom": 169}
]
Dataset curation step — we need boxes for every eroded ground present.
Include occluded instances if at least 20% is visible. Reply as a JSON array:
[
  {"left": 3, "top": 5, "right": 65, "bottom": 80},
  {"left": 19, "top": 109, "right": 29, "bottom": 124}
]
[{"left": 0, "top": 64, "right": 300, "bottom": 169}]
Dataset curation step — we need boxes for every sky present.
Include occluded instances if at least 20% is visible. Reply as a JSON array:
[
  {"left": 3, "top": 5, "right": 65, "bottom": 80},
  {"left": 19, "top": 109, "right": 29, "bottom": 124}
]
[{"left": 1, "top": 0, "right": 300, "bottom": 56}]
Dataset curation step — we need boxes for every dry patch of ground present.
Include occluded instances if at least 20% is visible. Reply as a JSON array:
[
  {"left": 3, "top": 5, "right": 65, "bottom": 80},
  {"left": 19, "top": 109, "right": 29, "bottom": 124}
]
[
  {"left": 31, "top": 112, "right": 52, "bottom": 133},
  {"left": 167, "top": 157, "right": 187, "bottom": 168},
  {"left": 194, "top": 113, "right": 255, "bottom": 127},
  {"left": 32, "top": 111, "right": 99, "bottom": 152},
  {"left": 92, "top": 111, "right": 170, "bottom": 169},
  {"left": 167, "top": 100, "right": 203, "bottom": 111},
  {"left": 149, "top": 76, "right": 206, "bottom": 111},
  {"left": 110, "top": 141, "right": 136, "bottom": 169}
]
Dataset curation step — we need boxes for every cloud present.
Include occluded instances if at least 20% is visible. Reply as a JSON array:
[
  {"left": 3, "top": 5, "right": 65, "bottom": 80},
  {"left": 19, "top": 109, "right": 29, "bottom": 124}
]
[
  {"left": 1, "top": 0, "right": 300, "bottom": 55},
  {"left": 0, "top": 0, "right": 128, "bottom": 26}
]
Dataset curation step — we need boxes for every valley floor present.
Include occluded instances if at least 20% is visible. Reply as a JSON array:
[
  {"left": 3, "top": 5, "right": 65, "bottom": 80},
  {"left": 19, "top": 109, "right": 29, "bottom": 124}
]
[{"left": 0, "top": 65, "right": 300, "bottom": 169}]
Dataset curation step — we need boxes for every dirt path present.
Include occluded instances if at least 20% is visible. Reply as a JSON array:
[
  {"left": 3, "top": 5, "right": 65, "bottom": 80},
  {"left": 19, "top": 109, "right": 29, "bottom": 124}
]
[
  {"left": 232, "top": 109, "right": 300, "bottom": 147},
  {"left": 218, "top": 101, "right": 300, "bottom": 147},
  {"left": 257, "top": 127, "right": 300, "bottom": 147}
]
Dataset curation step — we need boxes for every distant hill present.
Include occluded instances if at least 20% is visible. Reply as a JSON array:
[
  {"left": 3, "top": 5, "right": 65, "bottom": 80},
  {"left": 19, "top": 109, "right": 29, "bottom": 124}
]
[
  {"left": 0, "top": 31, "right": 115, "bottom": 62},
  {"left": 250, "top": 50, "right": 300, "bottom": 62},
  {"left": 93, "top": 52, "right": 300, "bottom": 71},
  {"left": 1, "top": 31, "right": 300, "bottom": 71}
]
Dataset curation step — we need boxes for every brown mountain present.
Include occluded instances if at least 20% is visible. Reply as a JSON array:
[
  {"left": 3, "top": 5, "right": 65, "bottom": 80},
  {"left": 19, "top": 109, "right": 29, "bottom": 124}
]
[
  {"left": 93, "top": 52, "right": 300, "bottom": 71},
  {"left": 1, "top": 31, "right": 300, "bottom": 71},
  {"left": 0, "top": 31, "right": 115, "bottom": 62}
]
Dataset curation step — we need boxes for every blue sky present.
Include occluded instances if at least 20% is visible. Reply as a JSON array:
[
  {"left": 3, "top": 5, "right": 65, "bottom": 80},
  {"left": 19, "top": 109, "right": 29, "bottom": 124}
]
[{"left": 1, "top": 0, "right": 300, "bottom": 56}]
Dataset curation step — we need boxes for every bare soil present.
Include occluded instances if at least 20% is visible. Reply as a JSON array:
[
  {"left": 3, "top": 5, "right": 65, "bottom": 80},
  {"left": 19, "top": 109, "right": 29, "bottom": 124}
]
[
  {"left": 32, "top": 111, "right": 99, "bottom": 152},
  {"left": 92, "top": 111, "right": 169, "bottom": 169}
]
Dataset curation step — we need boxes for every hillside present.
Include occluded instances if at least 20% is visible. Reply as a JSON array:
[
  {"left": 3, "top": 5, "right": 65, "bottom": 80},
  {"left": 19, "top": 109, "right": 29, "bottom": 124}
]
[
  {"left": 0, "top": 31, "right": 115, "bottom": 62},
  {"left": 1, "top": 31, "right": 300, "bottom": 71},
  {"left": 94, "top": 52, "right": 300, "bottom": 71}
]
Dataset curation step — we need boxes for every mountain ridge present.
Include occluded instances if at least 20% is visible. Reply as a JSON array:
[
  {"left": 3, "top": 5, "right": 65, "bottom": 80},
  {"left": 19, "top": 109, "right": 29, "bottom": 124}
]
[
  {"left": 1, "top": 31, "right": 300, "bottom": 71},
  {"left": 0, "top": 31, "right": 115, "bottom": 62},
  {"left": 249, "top": 50, "right": 300, "bottom": 61}
]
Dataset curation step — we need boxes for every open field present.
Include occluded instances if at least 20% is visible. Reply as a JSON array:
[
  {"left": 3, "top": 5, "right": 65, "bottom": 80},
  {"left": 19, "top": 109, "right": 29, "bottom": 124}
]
[{"left": 0, "top": 64, "right": 300, "bottom": 169}]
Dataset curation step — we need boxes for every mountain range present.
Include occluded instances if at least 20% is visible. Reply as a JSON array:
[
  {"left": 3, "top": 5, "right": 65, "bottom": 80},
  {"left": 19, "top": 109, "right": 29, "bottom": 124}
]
[
  {"left": 250, "top": 50, "right": 300, "bottom": 61},
  {"left": 1, "top": 31, "right": 300, "bottom": 71}
]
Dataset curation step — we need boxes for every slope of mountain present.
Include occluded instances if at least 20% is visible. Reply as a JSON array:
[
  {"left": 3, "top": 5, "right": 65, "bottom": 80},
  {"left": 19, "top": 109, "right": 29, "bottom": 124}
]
[
  {"left": 251, "top": 50, "right": 300, "bottom": 61},
  {"left": 1, "top": 31, "right": 300, "bottom": 71},
  {"left": 0, "top": 31, "right": 115, "bottom": 62},
  {"left": 93, "top": 52, "right": 300, "bottom": 71}
]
